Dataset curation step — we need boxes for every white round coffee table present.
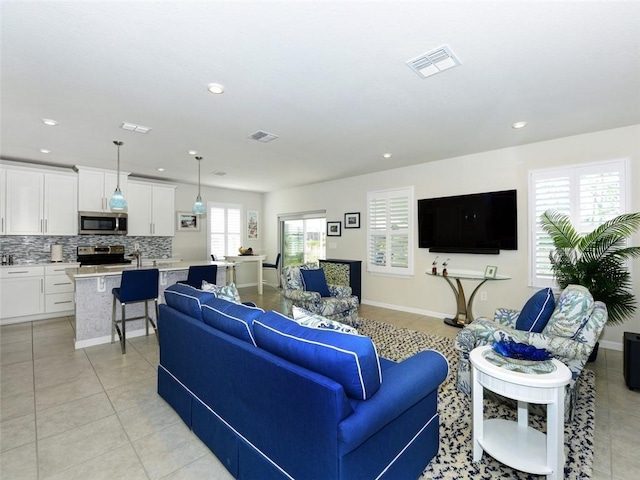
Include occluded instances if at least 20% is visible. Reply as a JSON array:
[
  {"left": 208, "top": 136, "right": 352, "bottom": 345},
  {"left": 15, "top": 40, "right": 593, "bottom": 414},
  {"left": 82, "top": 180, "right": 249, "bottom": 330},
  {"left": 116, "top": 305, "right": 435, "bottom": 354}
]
[{"left": 470, "top": 345, "right": 571, "bottom": 480}]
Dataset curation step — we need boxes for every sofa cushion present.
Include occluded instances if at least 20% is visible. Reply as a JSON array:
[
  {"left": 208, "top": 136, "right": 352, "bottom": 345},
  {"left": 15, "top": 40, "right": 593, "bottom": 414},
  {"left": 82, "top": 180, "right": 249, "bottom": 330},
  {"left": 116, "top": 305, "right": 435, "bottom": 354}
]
[
  {"left": 300, "top": 268, "right": 331, "bottom": 297},
  {"left": 253, "top": 311, "right": 382, "bottom": 400},
  {"left": 515, "top": 288, "right": 555, "bottom": 333},
  {"left": 543, "top": 284, "right": 595, "bottom": 338},
  {"left": 164, "top": 283, "right": 215, "bottom": 321},
  {"left": 292, "top": 306, "right": 358, "bottom": 334},
  {"left": 201, "top": 297, "right": 263, "bottom": 345},
  {"left": 201, "top": 281, "right": 241, "bottom": 303}
]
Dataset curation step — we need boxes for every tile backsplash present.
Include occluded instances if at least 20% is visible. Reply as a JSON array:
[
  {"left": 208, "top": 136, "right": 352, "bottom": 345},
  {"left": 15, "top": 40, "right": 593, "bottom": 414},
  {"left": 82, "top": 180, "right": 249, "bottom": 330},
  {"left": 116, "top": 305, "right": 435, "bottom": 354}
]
[{"left": 0, "top": 235, "right": 172, "bottom": 264}]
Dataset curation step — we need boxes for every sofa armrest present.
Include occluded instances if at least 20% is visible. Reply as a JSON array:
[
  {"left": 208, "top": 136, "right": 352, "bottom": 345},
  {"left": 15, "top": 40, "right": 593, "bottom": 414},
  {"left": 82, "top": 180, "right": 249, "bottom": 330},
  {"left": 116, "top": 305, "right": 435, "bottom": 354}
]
[
  {"left": 328, "top": 284, "right": 352, "bottom": 297},
  {"left": 338, "top": 350, "right": 448, "bottom": 453}
]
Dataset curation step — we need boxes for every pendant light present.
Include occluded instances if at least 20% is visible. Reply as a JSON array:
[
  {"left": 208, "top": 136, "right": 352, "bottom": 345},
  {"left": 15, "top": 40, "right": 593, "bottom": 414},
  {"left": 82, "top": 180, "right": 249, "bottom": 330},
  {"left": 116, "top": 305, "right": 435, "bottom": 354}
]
[
  {"left": 192, "top": 156, "right": 206, "bottom": 215},
  {"left": 109, "top": 140, "right": 127, "bottom": 211}
]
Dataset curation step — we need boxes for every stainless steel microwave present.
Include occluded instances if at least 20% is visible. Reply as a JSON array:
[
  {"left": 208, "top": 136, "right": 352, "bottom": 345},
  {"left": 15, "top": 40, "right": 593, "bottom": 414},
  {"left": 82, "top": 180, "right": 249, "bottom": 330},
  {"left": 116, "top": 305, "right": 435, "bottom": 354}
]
[{"left": 78, "top": 212, "right": 128, "bottom": 235}]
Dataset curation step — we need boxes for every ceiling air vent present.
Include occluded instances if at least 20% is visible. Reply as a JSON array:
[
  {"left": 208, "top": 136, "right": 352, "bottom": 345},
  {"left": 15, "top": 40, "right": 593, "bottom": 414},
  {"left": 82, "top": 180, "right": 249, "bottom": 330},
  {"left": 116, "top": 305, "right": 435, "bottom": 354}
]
[
  {"left": 248, "top": 131, "right": 279, "bottom": 143},
  {"left": 120, "top": 122, "right": 152, "bottom": 134},
  {"left": 406, "top": 45, "right": 461, "bottom": 79}
]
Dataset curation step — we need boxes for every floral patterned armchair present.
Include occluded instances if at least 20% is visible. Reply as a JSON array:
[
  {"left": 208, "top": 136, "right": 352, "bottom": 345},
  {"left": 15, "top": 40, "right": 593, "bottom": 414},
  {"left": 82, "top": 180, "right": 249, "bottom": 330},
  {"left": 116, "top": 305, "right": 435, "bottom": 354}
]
[
  {"left": 455, "top": 284, "right": 607, "bottom": 420},
  {"left": 281, "top": 263, "right": 359, "bottom": 327}
]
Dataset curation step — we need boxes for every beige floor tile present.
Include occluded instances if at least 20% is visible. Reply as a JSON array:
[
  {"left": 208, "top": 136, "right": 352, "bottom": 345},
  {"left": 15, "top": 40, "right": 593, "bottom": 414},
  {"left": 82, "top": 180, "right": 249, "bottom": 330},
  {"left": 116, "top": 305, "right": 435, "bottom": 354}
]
[
  {"left": 0, "top": 441, "right": 38, "bottom": 480},
  {"left": 0, "top": 327, "right": 32, "bottom": 346},
  {"left": 37, "top": 415, "right": 129, "bottom": 478},
  {"left": 0, "top": 339, "right": 33, "bottom": 365},
  {"left": 0, "top": 390, "right": 35, "bottom": 422},
  {"left": 0, "top": 413, "right": 35, "bottom": 452},
  {"left": 35, "top": 373, "right": 104, "bottom": 411},
  {"left": 106, "top": 377, "right": 160, "bottom": 413},
  {"left": 36, "top": 391, "right": 115, "bottom": 439},
  {"left": 161, "top": 452, "right": 235, "bottom": 480},
  {"left": 33, "top": 354, "right": 94, "bottom": 390},
  {"left": 43, "top": 443, "right": 148, "bottom": 480},
  {"left": 132, "top": 421, "right": 210, "bottom": 480},
  {"left": 92, "top": 359, "right": 157, "bottom": 391},
  {"left": 116, "top": 393, "right": 181, "bottom": 441},
  {"left": 0, "top": 360, "right": 34, "bottom": 398}
]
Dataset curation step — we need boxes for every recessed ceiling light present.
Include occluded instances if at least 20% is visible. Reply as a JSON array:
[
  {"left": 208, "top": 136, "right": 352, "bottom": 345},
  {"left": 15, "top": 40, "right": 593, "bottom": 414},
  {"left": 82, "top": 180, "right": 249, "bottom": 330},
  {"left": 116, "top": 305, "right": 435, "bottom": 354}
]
[
  {"left": 512, "top": 121, "right": 527, "bottom": 129},
  {"left": 157, "top": 167, "right": 165, "bottom": 172},
  {"left": 207, "top": 83, "right": 225, "bottom": 94},
  {"left": 41, "top": 118, "right": 58, "bottom": 126},
  {"left": 383, "top": 153, "right": 392, "bottom": 159},
  {"left": 188, "top": 150, "right": 198, "bottom": 155},
  {"left": 39, "top": 148, "right": 51, "bottom": 154}
]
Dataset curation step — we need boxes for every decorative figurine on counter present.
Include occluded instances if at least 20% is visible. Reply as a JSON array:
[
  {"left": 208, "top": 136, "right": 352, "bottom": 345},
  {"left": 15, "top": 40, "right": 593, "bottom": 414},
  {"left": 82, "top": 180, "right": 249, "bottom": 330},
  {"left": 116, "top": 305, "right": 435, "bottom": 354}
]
[
  {"left": 442, "top": 259, "right": 450, "bottom": 276},
  {"left": 431, "top": 256, "right": 439, "bottom": 275}
]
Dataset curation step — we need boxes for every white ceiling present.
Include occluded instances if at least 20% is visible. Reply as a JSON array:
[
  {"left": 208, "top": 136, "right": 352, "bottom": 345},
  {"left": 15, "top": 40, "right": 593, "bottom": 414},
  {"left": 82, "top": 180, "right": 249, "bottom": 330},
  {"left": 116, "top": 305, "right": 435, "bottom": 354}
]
[{"left": 1, "top": 1, "right": 639, "bottom": 193}]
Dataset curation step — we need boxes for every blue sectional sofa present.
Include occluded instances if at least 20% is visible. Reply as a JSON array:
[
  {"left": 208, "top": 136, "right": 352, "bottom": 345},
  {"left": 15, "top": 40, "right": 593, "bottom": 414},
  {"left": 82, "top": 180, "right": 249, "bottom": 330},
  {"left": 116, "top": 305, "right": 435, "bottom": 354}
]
[{"left": 158, "top": 283, "right": 449, "bottom": 480}]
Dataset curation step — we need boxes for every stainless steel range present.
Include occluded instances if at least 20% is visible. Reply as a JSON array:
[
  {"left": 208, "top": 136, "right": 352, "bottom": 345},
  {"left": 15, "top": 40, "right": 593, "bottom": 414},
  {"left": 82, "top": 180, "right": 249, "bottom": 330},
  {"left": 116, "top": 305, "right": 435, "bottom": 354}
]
[{"left": 77, "top": 245, "right": 132, "bottom": 266}]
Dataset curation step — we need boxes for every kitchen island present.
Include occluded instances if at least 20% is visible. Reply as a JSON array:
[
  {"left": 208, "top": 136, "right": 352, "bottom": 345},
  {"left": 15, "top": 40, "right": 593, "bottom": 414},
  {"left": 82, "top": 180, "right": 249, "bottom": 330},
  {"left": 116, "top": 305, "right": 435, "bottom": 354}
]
[{"left": 66, "top": 261, "right": 232, "bottom": 349}]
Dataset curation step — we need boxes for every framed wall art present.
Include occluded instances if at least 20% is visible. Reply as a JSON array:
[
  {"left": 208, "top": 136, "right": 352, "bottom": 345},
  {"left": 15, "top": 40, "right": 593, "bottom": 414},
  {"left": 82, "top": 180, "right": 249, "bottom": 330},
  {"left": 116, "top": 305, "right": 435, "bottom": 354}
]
[
  {"left": 344, "top": 212, "right": 360, "bottom": 229},
  {"left": 327, "top": 221, "right": 342, "bottom": 237},
  {"left": 177, "top": 212, "right": 200, "bottom": 231},
  {"left": 247, "top": 210, "right": 258, "bottom": 239}
]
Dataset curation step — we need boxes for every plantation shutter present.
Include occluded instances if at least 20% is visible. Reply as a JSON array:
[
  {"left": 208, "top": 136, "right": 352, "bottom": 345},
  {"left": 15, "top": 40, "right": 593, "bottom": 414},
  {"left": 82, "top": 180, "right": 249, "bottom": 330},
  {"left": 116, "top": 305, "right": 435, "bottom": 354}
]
[
  {"left": 209, "top": 203, "right": 242, "bottom": 258},
  {"left": 529, "top": 159, "right": 629, "bottom": 287},
  {"left": 367, "top": 187, "right": 414, "bottom": 276}
]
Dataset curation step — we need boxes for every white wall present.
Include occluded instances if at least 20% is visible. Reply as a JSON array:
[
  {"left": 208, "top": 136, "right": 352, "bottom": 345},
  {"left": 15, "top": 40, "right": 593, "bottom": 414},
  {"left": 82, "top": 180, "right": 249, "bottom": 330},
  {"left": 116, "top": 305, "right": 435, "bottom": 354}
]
[
  {"left": 172, "top": 182, "right": 265, "bottom": 285},
  {"left": 264, "top": 125, "right": 640, "bottom": 350}
]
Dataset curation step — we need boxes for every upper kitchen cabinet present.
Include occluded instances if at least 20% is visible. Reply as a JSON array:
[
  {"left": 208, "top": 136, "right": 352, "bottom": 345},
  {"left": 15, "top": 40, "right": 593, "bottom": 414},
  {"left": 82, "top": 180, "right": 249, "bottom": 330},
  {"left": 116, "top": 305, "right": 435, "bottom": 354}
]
[
  {"left": 0, "top": 167, "right": 6, "bottom": 234},
  {"left": 5, "top": 167, "right": 77, "bottom": 235},
  {"left": 76, "top": 166, "right": 130, "bottom": 212},
  {"left": 127, "top": 180, "right": 176, "bottom": 236}
]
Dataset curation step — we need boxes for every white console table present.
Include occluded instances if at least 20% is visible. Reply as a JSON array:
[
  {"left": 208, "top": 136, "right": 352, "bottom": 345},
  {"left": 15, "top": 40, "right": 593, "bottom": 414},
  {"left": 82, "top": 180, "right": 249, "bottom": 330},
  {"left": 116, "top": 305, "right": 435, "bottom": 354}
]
[
  {"left": 470, "top": 346, "right": 571, "bottom": 479},
  {"left": 427, "top": 269, "right": 510, "bottom": 327},
  {"left": 224, "top": 255, "right": 267, "bottom": 294}
]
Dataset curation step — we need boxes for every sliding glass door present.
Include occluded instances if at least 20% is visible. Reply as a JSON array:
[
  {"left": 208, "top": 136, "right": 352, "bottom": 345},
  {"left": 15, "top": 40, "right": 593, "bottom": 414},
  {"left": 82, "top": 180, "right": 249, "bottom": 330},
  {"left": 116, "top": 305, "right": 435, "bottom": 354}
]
[{"left": 280, "top": 212, "right": 326, "bottom": 268}]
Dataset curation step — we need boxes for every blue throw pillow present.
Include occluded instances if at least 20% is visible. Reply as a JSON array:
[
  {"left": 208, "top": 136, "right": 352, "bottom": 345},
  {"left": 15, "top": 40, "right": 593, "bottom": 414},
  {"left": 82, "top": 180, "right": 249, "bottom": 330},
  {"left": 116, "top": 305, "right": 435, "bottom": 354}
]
[
  {"left": 300, "top": 268, "right": 331, "bottom": 297},
  {"left": 201, "top": 297, "right": 263, "bottom": 345},
  {"left": 253, "top": 311, "right": 382, "bottom": 400},
  {"left": 516, "top": 288, "right": 556, "bottom": 333},
  {"left": 164, "top": 283, "right": 216, "bottom": 321}
]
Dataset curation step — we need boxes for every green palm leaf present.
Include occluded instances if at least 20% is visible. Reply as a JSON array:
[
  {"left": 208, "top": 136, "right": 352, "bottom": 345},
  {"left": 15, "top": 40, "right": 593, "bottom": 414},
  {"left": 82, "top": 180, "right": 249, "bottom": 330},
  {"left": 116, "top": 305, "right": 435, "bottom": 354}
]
[{"left": 540, "top": 210, "right": 640, "bottom": 326}]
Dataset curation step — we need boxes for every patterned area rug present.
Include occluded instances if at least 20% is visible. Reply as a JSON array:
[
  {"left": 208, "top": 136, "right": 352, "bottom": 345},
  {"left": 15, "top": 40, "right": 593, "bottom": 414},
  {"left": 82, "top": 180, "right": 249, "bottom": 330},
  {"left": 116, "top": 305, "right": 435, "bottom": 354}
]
[{"left": 357, "top": 318, "right": 595, "bottom": 480}]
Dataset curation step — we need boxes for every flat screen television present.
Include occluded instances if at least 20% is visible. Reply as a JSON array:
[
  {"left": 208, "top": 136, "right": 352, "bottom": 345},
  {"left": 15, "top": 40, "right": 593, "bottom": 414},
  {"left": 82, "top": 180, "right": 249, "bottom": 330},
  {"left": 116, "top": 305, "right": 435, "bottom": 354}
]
[{"left": 418, "top": 189, "right": 517, "bottom": 254}]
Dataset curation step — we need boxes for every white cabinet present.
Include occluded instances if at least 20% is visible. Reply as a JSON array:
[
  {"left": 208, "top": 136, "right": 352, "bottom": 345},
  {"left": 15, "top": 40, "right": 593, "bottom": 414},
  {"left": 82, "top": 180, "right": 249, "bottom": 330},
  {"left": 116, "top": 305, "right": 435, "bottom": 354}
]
[
  {"left": 44, "top": 263, "right": 78, "bottom": 314},
  {"left": 0, "top": 266, "right": 45, "bottom": 319},
  {"left": 0, "top": 167, "right": 6, "bottom": 234},
  {"left": 76, "top": 166, "right": 129, "bottom": 212},
  {"left": 127, "top": 181, "right": 176, "bottom": 236},
  {"left": 5, "top": 168, "right": 77, "bottom": 235}
]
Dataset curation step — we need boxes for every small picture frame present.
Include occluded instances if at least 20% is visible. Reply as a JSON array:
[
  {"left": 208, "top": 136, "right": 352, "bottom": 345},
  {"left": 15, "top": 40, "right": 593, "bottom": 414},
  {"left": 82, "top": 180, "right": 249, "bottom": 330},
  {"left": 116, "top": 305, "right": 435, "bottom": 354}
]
[
  {"left": 247, "top": 210, "right": 258, "bottom": 239},
  {"left": 327, "top": 221, "right": 342, "bottom": 237},
  {"left": 484, "top": 265, "right": 498, "bottom": 278},
  {"left": 177, "top": 212, "right": 200, "bottom": 231},
  {"left": 344, "top": 212, "right": 360, "bottom": 229}
]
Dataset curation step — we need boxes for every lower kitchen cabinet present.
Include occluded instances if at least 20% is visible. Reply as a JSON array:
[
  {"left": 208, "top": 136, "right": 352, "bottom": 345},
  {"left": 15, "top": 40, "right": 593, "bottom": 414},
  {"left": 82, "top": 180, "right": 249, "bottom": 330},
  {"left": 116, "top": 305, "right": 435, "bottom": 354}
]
[
  {"left": 0, "top": 263, "right": 78, "bottom": 324},
  {"left": 0, "top": 266, "right": 45, "bottom": 320}
]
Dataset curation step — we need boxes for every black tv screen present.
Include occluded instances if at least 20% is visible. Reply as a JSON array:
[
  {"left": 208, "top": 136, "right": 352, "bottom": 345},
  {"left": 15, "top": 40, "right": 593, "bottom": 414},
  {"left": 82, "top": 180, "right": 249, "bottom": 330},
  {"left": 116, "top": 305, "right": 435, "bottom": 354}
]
[{"left": 418, "top": 189, "right": 517, "bottom": 254}]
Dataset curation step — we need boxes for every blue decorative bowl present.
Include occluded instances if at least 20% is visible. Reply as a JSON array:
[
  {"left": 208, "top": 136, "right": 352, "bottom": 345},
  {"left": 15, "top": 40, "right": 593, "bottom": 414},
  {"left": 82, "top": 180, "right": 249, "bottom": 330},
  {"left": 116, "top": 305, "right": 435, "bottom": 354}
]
[{"left": 492, "top": 341, "right": 551, "bottom": 362}]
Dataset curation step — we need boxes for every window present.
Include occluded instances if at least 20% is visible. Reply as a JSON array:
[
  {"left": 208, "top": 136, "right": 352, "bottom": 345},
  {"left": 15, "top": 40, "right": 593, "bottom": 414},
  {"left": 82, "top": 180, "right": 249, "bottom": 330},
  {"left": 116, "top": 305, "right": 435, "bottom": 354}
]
[
  {"left": 367, "top": 187, "right": 414, "bottom": 276},
  {"left": 279, "top": 211, "right": 326, "bottom": 268},
  {"left": 529, "top": 158, "right": 629, "bottom": 287},
  {"left": 209, "top": 203, "right": 242, "bottom": 259}
]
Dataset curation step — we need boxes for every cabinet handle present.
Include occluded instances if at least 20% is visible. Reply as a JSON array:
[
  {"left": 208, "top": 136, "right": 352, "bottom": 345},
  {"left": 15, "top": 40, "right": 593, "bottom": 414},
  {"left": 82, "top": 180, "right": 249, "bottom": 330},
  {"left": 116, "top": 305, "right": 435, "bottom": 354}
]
[
  {"left": 150, "top": 223, "right": 153, "bottom": 235},
  {"left": 8, "top": 270, "right": 30, "bottom": 274},
  {"left": 41, "top": 219, "right": 44, "bottom": 233},
  {"left": 41, "top": 279, "right": 44, "bottom": 293},
  {"left": 54, "top": 300, "right": 73, "bottom": 305},
  {"left": 54, "top": 282, "right": 71, "bottom": 286},
  {"left": 45, "top": 219, "right": 48, "bottom": 233}
]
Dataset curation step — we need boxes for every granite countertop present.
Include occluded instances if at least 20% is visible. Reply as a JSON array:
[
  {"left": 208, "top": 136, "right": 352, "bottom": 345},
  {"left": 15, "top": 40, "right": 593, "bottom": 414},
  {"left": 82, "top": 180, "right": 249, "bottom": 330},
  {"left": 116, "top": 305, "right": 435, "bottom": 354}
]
[{"left": 66, "top": 260, "right": 236, "bottom": 278}]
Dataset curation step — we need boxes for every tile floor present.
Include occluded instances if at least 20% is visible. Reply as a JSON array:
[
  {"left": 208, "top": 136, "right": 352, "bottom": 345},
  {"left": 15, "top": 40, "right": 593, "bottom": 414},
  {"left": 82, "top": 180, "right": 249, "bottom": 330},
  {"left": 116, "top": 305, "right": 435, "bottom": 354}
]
[{"left": 1, "top": 285, "right": 638, "bottom": 479}]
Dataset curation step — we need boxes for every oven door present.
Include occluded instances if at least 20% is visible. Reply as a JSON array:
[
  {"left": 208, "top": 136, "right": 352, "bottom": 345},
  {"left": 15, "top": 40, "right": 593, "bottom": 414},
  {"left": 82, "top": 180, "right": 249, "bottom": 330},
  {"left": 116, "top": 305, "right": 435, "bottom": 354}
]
[{"left": 78, "top": 212, "right": 128, "bottom": 235}]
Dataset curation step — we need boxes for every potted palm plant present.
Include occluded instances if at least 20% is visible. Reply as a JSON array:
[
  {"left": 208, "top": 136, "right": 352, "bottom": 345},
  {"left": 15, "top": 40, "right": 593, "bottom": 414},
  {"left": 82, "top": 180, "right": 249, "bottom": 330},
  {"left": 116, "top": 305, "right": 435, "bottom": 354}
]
[{"left": 540, "top": 210, "right": 640, "bottom": 358}]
